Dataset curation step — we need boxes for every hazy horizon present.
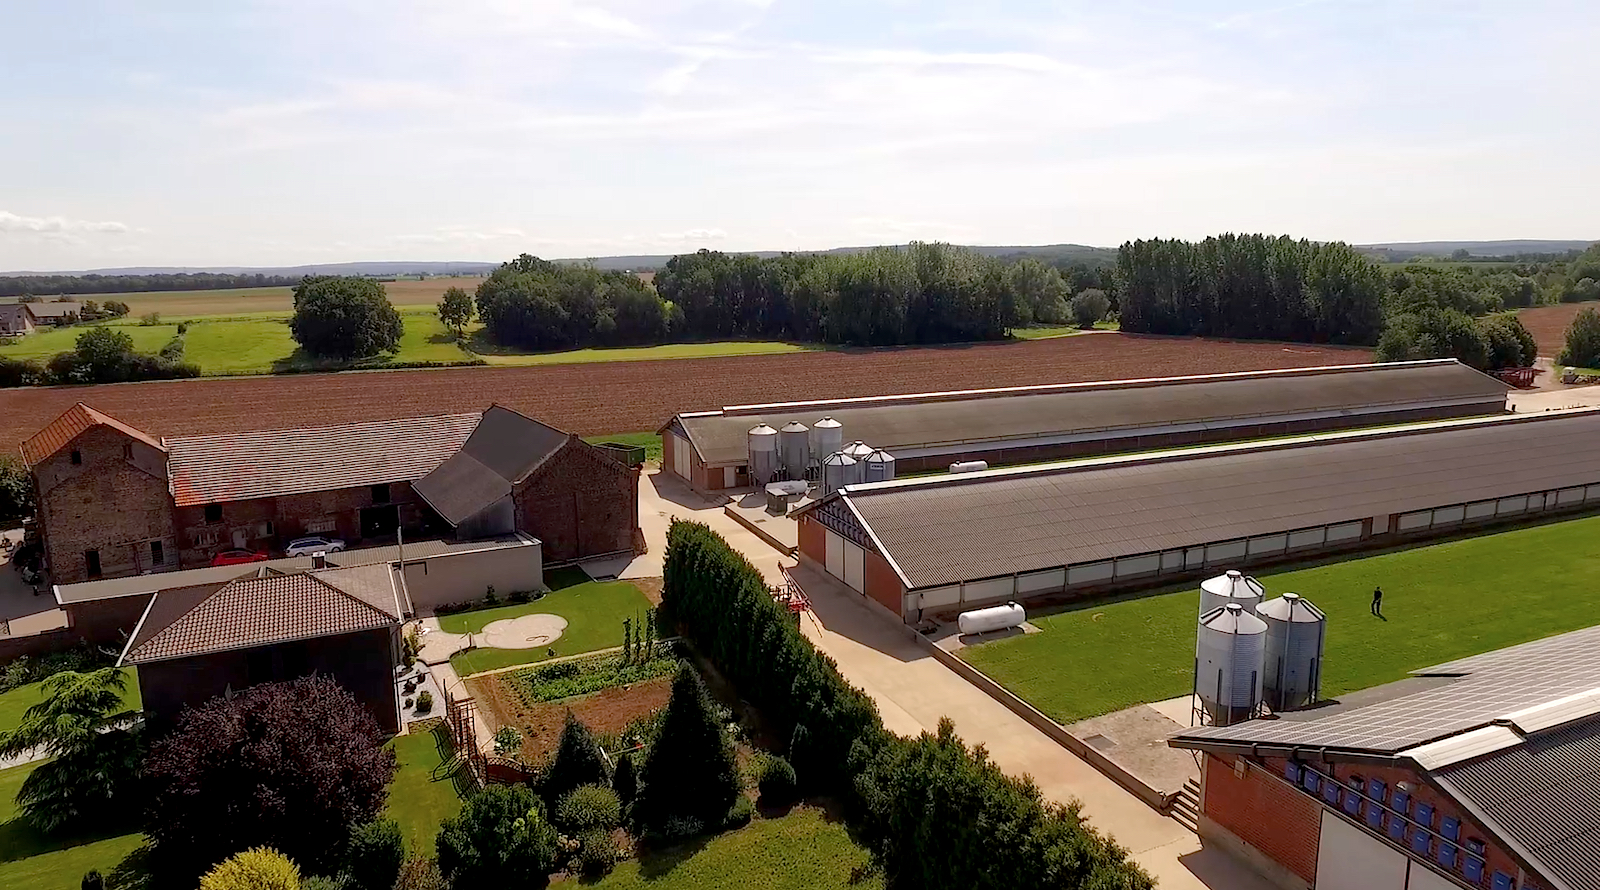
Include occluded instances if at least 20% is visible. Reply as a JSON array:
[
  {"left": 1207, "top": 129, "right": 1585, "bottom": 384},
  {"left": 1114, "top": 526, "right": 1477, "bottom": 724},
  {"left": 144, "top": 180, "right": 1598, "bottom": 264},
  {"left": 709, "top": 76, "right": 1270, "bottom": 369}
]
[{"left": 4, "top": 0, "right": 1597, "bottom": 270}]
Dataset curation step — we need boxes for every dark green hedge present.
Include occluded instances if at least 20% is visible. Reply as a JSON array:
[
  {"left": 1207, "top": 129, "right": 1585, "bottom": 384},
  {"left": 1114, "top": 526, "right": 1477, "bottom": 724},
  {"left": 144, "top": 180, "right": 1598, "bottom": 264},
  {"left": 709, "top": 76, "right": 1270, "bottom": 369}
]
[{"left": 662, "top": 520, "right": 1153, "bottom": 890}]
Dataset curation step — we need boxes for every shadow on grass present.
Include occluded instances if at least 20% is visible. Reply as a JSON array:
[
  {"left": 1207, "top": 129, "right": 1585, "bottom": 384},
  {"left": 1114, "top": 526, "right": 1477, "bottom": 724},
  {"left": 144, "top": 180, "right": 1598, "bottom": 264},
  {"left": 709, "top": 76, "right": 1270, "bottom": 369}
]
[
  {"left": 0, "top": 814, "right": 141, "bottom": 864},
  {"left": 106, "top": 842, "right": 155, "bottom": 890}
]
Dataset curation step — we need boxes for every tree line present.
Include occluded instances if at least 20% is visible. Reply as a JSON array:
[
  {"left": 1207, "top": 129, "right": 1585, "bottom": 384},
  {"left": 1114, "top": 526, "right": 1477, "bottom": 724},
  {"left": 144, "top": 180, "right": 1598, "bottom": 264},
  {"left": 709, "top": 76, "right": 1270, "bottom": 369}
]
[{"left": 0, "top": 272, "right": 300, "bottom": 297}]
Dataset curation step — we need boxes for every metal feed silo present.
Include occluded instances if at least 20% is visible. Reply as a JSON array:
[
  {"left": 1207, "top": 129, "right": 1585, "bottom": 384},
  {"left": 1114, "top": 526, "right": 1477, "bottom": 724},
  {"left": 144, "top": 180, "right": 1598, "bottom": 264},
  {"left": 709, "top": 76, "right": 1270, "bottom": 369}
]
[
  {"left": 842, "top": 440, "right": 874, "bottom": 462},
  {"left": 778, "top": 421, "right": 810, "bottom": 481},
  {"left": 1256, "top": 593, "right": 1327, "bottom": 712},
  {"left": 1195, "top": 603, "right": 1267, "bottom": 726},
  {"left": 863, "top": 448, "right": 896, "bottom": 483},
  {"left": 747, "top": 423, "right": 779, "bottom": 486},
  {"left": 820, "top": 451, "right": 858, "bottom": 495},
  {"left": 811, "top": 416, "right": 843, "bottom": 465},
  {"left": 1199, "top": 570, "right": 1264, "bottom": 617}
]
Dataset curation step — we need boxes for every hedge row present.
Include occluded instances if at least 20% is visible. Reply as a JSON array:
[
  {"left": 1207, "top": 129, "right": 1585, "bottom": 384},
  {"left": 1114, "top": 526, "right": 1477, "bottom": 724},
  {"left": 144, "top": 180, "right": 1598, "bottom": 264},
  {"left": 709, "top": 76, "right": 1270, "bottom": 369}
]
[{"left": 661, "top": 520, "right": 1153, "bottom": 890}]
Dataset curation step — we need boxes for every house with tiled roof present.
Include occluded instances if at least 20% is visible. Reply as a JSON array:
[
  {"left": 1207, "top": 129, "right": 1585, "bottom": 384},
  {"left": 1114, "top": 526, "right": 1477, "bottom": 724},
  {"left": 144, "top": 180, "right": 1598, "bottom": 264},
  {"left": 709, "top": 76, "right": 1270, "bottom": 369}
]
[
  {"left": 0, "top": 303, "right": 37, "bottom": 336},
  {"left": 119, "top": 562, "right": 406, "bottom": 732}
]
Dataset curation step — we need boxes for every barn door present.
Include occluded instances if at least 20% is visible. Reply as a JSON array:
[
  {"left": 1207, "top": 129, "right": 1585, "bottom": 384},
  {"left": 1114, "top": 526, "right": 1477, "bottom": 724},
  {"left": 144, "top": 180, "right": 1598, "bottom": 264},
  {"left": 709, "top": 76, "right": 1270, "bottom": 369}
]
[
  {"left": 843, "top": 541, "right": 865, "bottom": 593},
  {"left": 673, "top": 435, "right": 692, "bottom": 481},
  {"left": 824, "top": 529, "right": 844, "bottom": 579}
]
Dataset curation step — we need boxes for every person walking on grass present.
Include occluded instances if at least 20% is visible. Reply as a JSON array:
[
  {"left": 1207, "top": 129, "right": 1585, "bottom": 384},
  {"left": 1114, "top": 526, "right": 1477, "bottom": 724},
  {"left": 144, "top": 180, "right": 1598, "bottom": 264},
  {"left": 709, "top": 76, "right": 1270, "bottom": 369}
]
[{"left": 1371, "top": 586, "right": 1384, "bottom": 617}]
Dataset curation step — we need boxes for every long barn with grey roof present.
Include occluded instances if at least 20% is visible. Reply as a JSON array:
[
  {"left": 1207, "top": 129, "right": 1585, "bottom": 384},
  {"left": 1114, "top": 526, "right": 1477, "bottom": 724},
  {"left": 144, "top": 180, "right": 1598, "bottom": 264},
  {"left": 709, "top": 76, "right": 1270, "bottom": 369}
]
[
  {"left": 657, "top": 360, "right": 1509, "bottom": 491},
  {"left": 791, "top": 408, "right": 1600, "bottom": 623}
]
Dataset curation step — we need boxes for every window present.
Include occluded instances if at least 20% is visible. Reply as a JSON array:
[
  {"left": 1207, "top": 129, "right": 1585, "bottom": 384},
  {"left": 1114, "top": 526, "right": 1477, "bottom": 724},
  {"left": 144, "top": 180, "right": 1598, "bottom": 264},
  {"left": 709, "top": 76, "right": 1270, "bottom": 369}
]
[
  {"left": 70, "top": 449, "right": 82, "bottom": 465},
  {"left": 1302, "top": 771, "right": 1320, "bottom": 794},
  {"left": 1491, "top": 873, "right": 1514, "bottom": 890},
  {"left": 150, "top": 541, "right": 164, "bottom": 565},
  {"left": 1366, "top": 780, "right": 1386, "bottom": 829},
  {"left": 122, "top": 442, "right": 133, "bottom": 460},
  {"left": 85, "top": 549, "right": 101, "bottom": 578},
  {"left": 204, "top": 503, "right": 222, "bottom": 523},
  {"left": 372, "top": 483, "right": 391, "bottom": 504},
  {"left": 1343, "top": 776, "right": 1362, "bottom": 815},
  {"left": 1284, "top": 761, "right": 1302, "bottom": 783},
  {"left": 1415, "top": 801, "right": 1434, "bottom": 829}
]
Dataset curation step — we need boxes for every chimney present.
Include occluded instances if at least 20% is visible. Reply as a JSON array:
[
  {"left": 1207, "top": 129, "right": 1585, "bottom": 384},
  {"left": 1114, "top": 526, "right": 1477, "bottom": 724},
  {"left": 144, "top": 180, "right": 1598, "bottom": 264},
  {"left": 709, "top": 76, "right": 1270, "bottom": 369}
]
[{"left": 312, "top": 551, "right": 327, "bottom": 569}]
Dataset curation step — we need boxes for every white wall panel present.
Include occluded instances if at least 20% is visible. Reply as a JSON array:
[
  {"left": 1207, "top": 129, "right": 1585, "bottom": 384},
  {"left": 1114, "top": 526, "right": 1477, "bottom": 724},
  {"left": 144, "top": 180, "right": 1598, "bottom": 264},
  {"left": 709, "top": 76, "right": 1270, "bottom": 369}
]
[
  {"left": 824, "top": 529, "right": 844, "bottom": 579},
  {"left": 962, "top": 576, "right": 1015, "bottom": 604},
  {"left": 1315, "top": 811, "right": 1407, "bottom": 890},
  {"left": 1067, "top": 561, "right": 1114, "bottom": 585},
  {"left": 1247, "top": 533, "right": 1288, "bottom": 555},
  {"left": 843, "top": 540, "right": 865, "bottom": 593},
  {"left": 1115, "top": 554, "right": 1160, "bottom": 578},
  {"left": 1016, "top": 568, "right": 1066, "bottom": 594},
  {"left": 1465, "top": 500, "right": 1497, "bottom": 520},
  {"left": 1160, "top": 550, "right": 1185, "bottom": 572},
  {"left": 1405, "top": 862, "right": 1460, "bottom": 890},
  {"left": 1557, "top": 487, "right": 1586, "bottom": 506},
  {"left": 1206, "top": 540, "right": 1247, "bottom": 564},
  {"left": 1431, "top": 504, "right": 1465, "bottom": 526},
  {"left": 1497, "top": 496, "right": 1528, "bottom": 515},
  {"left": 1288, "top": 528, "right": 1326, "bottom": 550},
  {"left": 1396, "top": 511, "right": 1432, "bottom": 532},
  {"left": 919, "top": 585, "right": 961, "bottom": 609},
  {"left": 1327, "top": 521, "right": 1364, "bottom": 542}
]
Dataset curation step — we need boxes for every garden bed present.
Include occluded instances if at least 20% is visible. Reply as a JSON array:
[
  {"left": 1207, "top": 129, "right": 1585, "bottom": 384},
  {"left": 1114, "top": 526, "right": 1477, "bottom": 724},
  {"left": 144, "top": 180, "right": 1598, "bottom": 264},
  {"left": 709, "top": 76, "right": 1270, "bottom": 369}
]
[{"left": 469, "top": 673, "right": 673, "bottom": 761}]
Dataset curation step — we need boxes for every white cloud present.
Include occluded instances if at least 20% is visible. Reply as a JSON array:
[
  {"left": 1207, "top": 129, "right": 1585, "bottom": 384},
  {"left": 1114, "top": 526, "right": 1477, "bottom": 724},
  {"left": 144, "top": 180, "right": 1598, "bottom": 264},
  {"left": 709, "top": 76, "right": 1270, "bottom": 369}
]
[
  {"left": 658, "top": 228, "right": 728, "bottom": 242},
  {"left": 0, "top": 211, "right": 129, "bottom": 237}
]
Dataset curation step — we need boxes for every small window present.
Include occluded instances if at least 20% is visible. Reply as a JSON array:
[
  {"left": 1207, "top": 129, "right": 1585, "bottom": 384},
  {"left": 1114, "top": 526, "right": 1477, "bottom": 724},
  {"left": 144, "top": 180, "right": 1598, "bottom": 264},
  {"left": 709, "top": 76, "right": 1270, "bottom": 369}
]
[
  {"left": 122, "top": 442, "right": 133, "bottom": 460},
  {"left": 1410, "top": 825, "right": 1431, "bottom": 855},
  {"left": 85, "top": 549, "right": 101, "bottom": 578},
  {"left": 150, "top": 540, "right": 164, "bottom": 565},
  {"left": 70, "top": 449, "right": 82, "bottom": 465},
  {"left": 204, "top": 504, "right": 222, "bottom": 523},
  {"left": 1415, "top": 801, "right": 1434, "bottom": 829},
  {"left": 372, "top": 483, "right": 391, "bottom": 504},
  {"left": 1301, "top": 771, "right": 1320, "bottom": 794}
]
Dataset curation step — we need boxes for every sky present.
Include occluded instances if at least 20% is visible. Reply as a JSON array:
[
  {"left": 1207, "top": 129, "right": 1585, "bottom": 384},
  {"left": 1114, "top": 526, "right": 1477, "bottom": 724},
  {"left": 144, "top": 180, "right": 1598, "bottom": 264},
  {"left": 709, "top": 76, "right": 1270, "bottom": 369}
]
[{"left": 2, "top": 0, "right": 1597, "bottom": 271}]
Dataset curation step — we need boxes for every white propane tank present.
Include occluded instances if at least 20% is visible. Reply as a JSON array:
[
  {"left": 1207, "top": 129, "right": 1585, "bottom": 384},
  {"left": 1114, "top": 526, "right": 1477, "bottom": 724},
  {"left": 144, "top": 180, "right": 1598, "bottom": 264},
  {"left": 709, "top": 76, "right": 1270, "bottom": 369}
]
[
  {"left": 958, "top": 601, "right": 1026, "bottom": 635},
  {"left": 949, "top": 460, "right": 989, "bottom": 474}
]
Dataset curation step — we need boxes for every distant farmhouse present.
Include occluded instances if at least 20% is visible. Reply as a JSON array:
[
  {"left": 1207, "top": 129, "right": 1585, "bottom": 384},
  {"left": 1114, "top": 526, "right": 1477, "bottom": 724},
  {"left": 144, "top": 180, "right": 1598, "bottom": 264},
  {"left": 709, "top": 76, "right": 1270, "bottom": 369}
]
[{"left": 0, "top": 299, "right": 82, "bottom": 334}]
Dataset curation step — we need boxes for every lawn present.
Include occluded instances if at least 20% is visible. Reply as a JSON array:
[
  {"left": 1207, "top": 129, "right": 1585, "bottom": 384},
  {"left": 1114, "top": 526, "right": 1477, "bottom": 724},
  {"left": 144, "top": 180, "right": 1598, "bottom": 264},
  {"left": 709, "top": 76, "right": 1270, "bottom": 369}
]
[
  {"left": 0, "top": 762, "right": 145, "bottom": 890},
  {"left": 384, "top": 724, "right": 467, "bottom": 851},
  {"left": 589, "top": 808, "right": 878, "bottom": 890},
  {"left": 584, "top": 431, "right": 664, "bottom": 465},
  {"left": 474, "top": 338, "right": 816, "bottom": 366},
  {"left": 961, "top": 514, "right": 1600, "bottom": 725},
  {"left": 1012, "top": 321, "right": 1118, "bottom": 340},
  {"left": 0, "top": 669, "right": 141, "bottom": 735},
  {"left": 442, "top": 579, "right": 654, "bottom": 675},
  {"left": 0, "top": 323, "right": 179, "bottom": 361}
]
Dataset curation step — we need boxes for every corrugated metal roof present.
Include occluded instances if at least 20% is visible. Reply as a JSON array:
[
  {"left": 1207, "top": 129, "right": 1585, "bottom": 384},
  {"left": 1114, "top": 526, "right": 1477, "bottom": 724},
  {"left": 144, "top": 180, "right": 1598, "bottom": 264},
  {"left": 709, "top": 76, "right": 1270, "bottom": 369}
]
[
  {"left": 19, "top": 403, "right": 166, "bottom": 467},
  {"left": 411, "top": 406, "right": 571, "bottom": 525},
  {"left": 122, "top": 569, "right": 398, "bottom": 664},
  {"left": 56, "top": 535, "right": 534, "bottom": 603},
  {"left": 166, "top": 412, "right": 481, "bottom": 506},
  {"left": 1173, "top": 624, "right": 1600, "bottom": 755},
  {"left": 677, "top": 361, "right": 1508, "bottom": 466},
  {"left": 844, "top": 409, "right": 1600, "bottom": 590},
  {"left": 1434, "top": 717, "right": 1600, "bottom": 890}
]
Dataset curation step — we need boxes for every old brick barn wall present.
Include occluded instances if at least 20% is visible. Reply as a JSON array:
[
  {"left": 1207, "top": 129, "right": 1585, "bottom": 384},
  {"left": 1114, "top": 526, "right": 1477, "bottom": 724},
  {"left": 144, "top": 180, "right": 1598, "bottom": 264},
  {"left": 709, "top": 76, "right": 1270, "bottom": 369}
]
[
  {"left": 174, "top": 481, "right": 433, "bottom": 566},
  {"left": 514, "top": 440, "right": 641, "bottom": 563},
  {"left": 34, "top": 425, "right": 176, "bottom": 584}
]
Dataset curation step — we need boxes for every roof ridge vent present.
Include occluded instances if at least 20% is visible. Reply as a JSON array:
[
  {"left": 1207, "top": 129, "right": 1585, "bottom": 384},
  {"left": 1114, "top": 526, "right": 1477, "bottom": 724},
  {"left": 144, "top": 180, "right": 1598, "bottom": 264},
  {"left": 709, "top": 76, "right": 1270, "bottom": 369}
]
[{"left": 1502, "top": 686, "right": 1600, "bottom": 734}]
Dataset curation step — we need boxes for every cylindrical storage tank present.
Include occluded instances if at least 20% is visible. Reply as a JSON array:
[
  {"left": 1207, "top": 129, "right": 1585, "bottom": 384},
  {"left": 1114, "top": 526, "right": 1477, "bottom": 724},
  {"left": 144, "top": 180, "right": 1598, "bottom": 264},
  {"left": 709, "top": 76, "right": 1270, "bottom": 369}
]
[
  {"left": 863, "top": 448, "right": 897, "bottom": 483},
  {"left": 778, "top": 421, "right": 809, "bottom": 481},
  {"left": 958, "top": 602, "right": 1026, "bottom": 635},
  {"left": 843, "top": 440, "right": 874, "bottom": 462},
  {"left": 1256, "top": 592, "right": 1327, "bottom": 712},
  {"left": 820, "top": 451, "right": 857, "bottom": 495},
  {"left": 949, "top": 460, "right": 989, "bottom": 474},
  {"left": 811, "top": 416, "right": 844, "bottom": 463},
  {"left": 747, "top": 423, "right": 779, "bottom": 485},
  {"left": 1199, "top": 570, "right": 1264, "bottom": 617},
  {"left": 1196, "top": 603, "right": 1267, "bottom": 726}
]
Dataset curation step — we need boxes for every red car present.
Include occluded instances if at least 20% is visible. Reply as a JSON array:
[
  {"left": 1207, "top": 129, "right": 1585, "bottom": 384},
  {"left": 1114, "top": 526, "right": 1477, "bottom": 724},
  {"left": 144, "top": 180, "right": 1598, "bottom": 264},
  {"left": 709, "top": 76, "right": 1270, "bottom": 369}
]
[{"left": 210, "top": 548, "right": 269, "bottom": 567}]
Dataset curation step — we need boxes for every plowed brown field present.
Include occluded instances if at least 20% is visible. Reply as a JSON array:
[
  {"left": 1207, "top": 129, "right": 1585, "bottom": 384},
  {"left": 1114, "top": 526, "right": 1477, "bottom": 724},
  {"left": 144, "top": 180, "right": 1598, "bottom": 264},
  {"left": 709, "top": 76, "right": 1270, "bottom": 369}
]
[
  {"left": 0, "top": 334, "right": 1367, "bottom": 448},
  {"left": 1519, "top": 301, "right": 1600, "bottom": 357}
]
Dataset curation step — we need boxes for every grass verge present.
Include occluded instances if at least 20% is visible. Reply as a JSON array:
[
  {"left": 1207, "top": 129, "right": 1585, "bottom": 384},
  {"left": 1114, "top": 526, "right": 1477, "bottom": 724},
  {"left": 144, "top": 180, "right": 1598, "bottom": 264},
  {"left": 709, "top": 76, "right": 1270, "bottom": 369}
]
[
  {"left": 960, "top": 513, "right": 1600, "bottom": 724},
  {"left": 584, "top": 432, "right": 663, "bottom": 465},
  {"left": 444, "top": 580, "right": 654, "bottom": 675},
  {"left": 0, "top": 762, "right": 145, "bottom": 890},
  {"left": 587, "top": 808, "right": 878, "bottom": 890}
]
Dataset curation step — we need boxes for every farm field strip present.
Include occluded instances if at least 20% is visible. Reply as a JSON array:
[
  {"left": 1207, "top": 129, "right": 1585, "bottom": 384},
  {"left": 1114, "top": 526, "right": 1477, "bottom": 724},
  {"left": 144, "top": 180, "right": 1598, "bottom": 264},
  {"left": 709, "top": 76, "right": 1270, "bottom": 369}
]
[
  {"left": 0, "top": 334, "right": 1366, "bottom": 450},
  {"left": 959, "top": 513, "right": 1600, "bottom": 725},
  {"left": 1517, "top": 300, "right": 1600, "bottom": 356},
  {"left": 10, "top": 277, "right": 487, "bottom": 317}
]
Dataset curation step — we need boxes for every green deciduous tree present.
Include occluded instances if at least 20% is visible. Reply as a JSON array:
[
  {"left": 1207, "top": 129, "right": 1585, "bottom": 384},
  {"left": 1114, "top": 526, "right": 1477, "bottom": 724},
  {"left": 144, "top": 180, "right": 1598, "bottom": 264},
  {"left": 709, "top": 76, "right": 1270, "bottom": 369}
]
[
  {"left": 0, "top": 668, "right": 142, "bottom": 833},
  {"left": 289, "top": 277, "right": 404, "bottom": 359},
  {"left": 632, "top": 663, "right": 740, "bottom": 838},
  {"left": 436, "top": 286, "right": 475, "bottom": 339},
  {"left": 1068, "top": 289, "right": 1110, "bottom": 328},
  {"left": 1479, "top": 314, "right": 1538, "bottom": 369},
  {"left": 0, "top": 456, "right": 34, "bottom": 525},
  {"left": 343, "top": 819, "right": 404, "bottom": 890},
  {"left": 1560, "top": 307, "right": 1600, "bottom": 369},
  {"left": 435, "top": 784, "right": 559, "bottom": 890}
]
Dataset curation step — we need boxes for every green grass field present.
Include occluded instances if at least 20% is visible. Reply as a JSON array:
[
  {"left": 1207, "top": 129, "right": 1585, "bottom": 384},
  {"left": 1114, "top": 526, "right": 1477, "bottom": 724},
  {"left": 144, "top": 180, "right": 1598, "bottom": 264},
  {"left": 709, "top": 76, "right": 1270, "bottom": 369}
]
[
  {"left": 384, "top": 725, "right": 467, "bottom": 851},
  {"left": 443, "top": 579, "right": 654, "bottom": 675},
  {"left": 1012, "top": 321, "right": 1118, "bottom": 340},
  {"left": 584, "top": 432, "right": 664, "bottom": 465},
  {"left": 0, "top": 762, "right": 145, "bottom": 890},
  {"left": 589, "top": 808, "right": 878, "bottom": 890},
  {"left": 0, "top": 324, "right": 179, "bottom": 361},
  {"left": 961, "top": 514, "right": 1600, "bottom": 725},
  {"left": 0, "top": 670, "right": 141, "bottom": 735}
]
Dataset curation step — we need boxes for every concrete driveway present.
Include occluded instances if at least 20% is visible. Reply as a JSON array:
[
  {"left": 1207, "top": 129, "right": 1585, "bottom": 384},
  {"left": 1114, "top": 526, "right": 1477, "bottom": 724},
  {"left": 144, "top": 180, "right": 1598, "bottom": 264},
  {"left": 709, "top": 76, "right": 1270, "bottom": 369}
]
[{"left": 626, "top": 469, "right": 1274, "bottom": 890}]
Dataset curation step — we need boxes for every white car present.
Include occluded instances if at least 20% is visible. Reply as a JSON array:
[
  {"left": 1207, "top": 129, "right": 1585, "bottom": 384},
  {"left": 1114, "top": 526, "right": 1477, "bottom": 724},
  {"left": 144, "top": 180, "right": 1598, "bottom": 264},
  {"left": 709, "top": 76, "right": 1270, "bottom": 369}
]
[{"left": 286, "top": 536, "right": 346, "bottom": 557}]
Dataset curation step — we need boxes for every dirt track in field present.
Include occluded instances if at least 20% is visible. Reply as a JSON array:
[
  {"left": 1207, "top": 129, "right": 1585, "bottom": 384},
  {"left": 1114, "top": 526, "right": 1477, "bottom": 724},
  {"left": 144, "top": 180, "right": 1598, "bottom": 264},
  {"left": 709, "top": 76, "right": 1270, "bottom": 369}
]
[
  {"left": 1519, "top": 301, "right": 1600, "bottom": 357},
  {"left": 0, "top": 334, "right": 1367, "bottom": 449}
]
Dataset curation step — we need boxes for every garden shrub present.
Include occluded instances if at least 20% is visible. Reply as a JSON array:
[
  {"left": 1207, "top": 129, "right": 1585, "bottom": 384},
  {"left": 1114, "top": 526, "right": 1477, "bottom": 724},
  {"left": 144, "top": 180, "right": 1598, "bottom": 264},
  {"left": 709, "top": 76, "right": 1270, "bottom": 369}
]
[
  {"left": 556, "top": 784, "right": 621, "bottom": 833},
  {"left": 198, "top": 847, "right": 301, "bottom": 890},
  {"left": 436, "top": 784, "right": 559, "bottom": 890},
  {"left": 81, "top": 870, "right": 104, "bottom": 890},
  {"left": 724, "top": 795, "right": 754, "bottom": 830},
  {"left": 392, "top": 856, "right": 444, "bottom": 890},
  {"left": 302, "top": 876, "right": 346, "bottom": 890},
  {"left": 544, "top": 713, "right": 609, "bottom": 806},
  {"left": 415, "top": 690, "right": 433, "bottom": 713},
  {"left": 343, "top": 819, "right": 403, "bottom": 890},
  {"left": 757, "top": 755, "right": 798, "bottom": 807},
  {"left": 611, "top": 753, "right": 637, "bottom": 805},
  {"left": 574, "top": 830, "right": 619, "bottom": 876}
]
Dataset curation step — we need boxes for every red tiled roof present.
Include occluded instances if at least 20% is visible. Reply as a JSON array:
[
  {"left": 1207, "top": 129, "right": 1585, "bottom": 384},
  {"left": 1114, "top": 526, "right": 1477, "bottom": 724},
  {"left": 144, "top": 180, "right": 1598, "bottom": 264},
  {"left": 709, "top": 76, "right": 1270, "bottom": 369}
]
[
  {"left": 166, "top": 412, "right": 481, "bottom": 506},
  {"left": 123, "top": 569, "right": 399, "bottom": 664},
  {"left": 19, "top": 403, "right": 166, "bottom": 467}
]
